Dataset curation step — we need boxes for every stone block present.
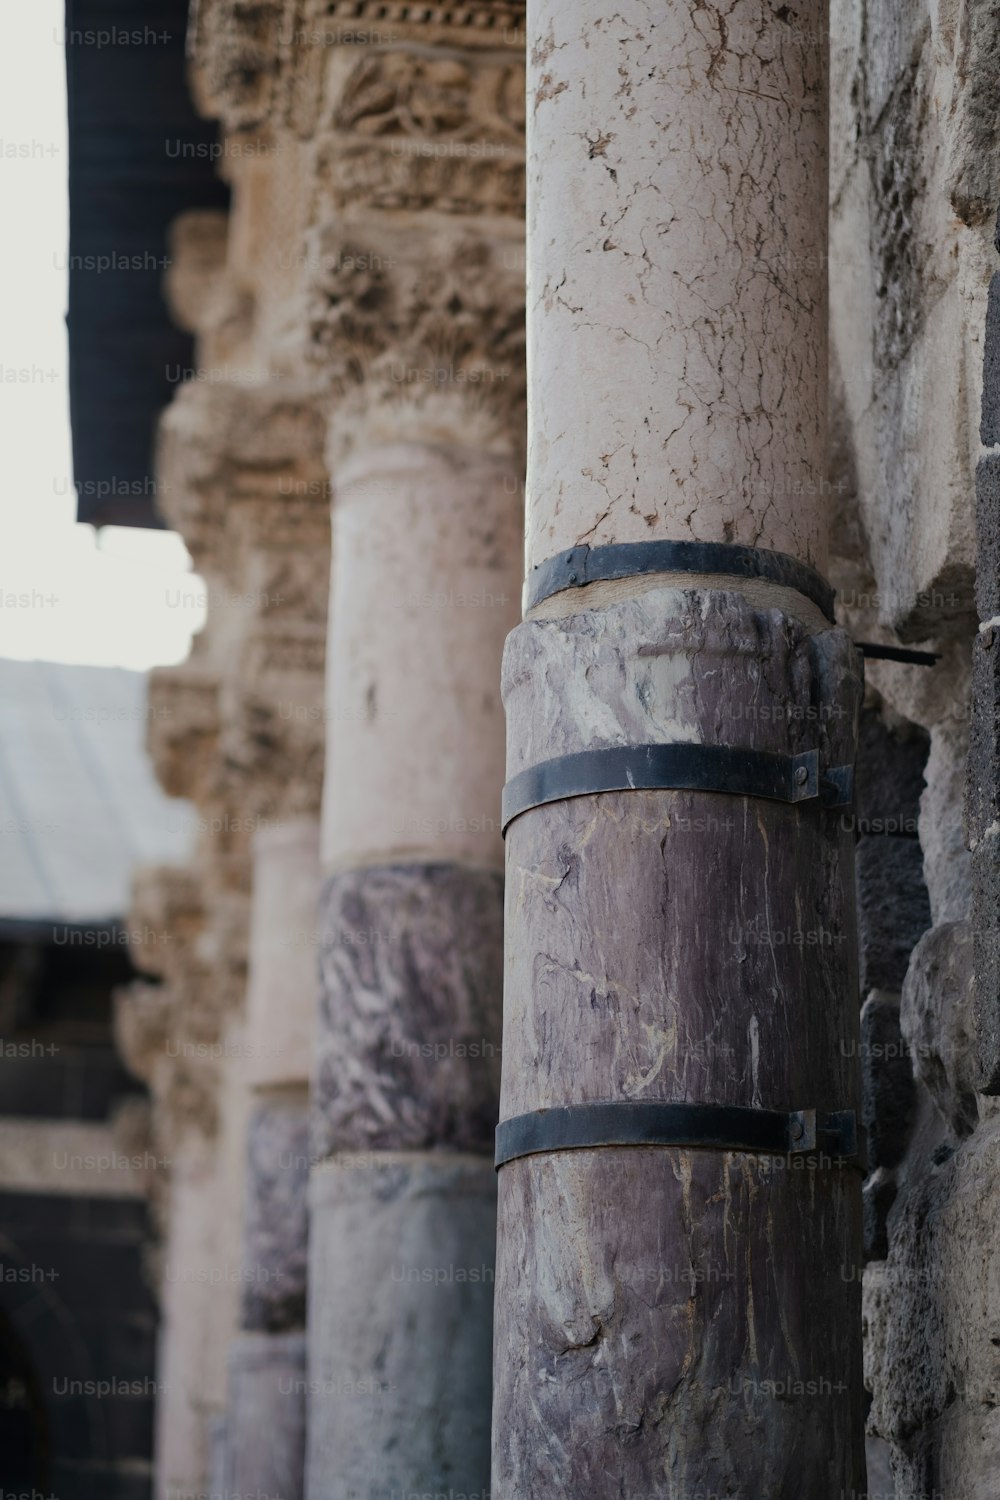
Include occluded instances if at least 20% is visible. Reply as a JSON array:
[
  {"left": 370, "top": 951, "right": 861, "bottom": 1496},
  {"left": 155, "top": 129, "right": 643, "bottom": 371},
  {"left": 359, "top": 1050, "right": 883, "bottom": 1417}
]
[
  {"left": 971, "top": 833, "right": 1000, "bottom": 1093},
  {"left": 901, "top": 922, "right": 978, "bottom": 1136},
  {"left": 245, "top": 819, "right": 320, "bottom": 1090},
  {"left": 865, "top": 1121, "right": 1000, "bottom": 1465},
  {"left": 967, "top": 625, "right": 1000, "bottom": 850},
  {"left": 224, "top": 1332, "right": 306, "bottom": 1500},
  {"left": 864, "top": 1433, "right": 895, "bottom": 1500},
  {"left": 306, "top": 1154, "right": 495, "bottom": 1500},
  {"left": 861, "top": 994, "right": 916, "bottom": 1169},
  {"left": 854, "top": 707, "right": 928, "bottom": 838},
  {"left": 863, "top": 1167, "right": 898, "bottom": 1264},
  {"left": 945, "top": 8, "right": 1000, "bottom": 225},
  {"left": 857, "top": 838, "right": 932, "bottom": 992},
  {"left": 982, "top": 275, "right": 1000, "bottom": 449},
  {"left": 975, "top": 454, "right": 1000, "bottom": 622},
  {"left": 922, "top": 720, "right": 972, "bottom": 925},
  {"left": 241, "top": 1095, "right": 310, "bottom": 1333},
  {"left": 206, "top": 1412, "right": 226, "bottom": 1500}
]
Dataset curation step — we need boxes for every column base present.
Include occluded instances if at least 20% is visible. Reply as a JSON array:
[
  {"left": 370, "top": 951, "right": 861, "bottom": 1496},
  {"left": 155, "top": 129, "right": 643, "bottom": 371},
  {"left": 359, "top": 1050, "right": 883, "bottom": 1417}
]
[
  {"left": 306, "top": 1152, "right": 496, "bottom": 1500},
  {"left": 223, "top": 1331, "right": 307, "bottom": 1500}
]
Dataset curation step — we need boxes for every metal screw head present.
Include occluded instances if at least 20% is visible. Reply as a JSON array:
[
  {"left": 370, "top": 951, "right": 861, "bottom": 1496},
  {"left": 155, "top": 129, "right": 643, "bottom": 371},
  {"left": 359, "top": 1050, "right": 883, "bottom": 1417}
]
[
  {"left": 568, "top": 572, "right": 578, "bottom": 584},
  {"left": 795, "top": 765, "right": 809, "bottom": 786},
  {"left": 789, "top": 1119, "right": 805, "bottom": 1142}
]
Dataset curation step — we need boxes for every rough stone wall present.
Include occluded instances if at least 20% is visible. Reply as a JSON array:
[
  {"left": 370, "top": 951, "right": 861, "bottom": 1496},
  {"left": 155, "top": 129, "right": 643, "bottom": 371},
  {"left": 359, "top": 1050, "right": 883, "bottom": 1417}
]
[{"left": 831, "top": 3, "right": 1000, "bottom": 1494}]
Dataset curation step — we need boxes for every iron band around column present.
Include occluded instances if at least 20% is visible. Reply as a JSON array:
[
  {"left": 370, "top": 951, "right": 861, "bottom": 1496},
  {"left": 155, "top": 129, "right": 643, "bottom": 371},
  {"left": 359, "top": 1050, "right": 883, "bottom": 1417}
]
[
  {"left": 494, "top": 1101, "right": 859, "bottom": 1170},
  {"left": 501, "top": 743, "right": 853, "bottom": 834},
  {"left": 524, "top": 540, "right": 836, "bottom": 620}
]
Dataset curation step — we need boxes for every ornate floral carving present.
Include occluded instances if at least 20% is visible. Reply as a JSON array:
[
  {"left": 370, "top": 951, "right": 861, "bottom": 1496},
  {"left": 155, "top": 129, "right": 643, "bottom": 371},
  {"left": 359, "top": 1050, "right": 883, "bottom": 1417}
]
[
  {"left": 189, "top": 0, "right": 525, "bottom": 136},
  {"left": 333, "top": 53, "right": 523, "bottom": 143},
  {"left": 303, "top": 221, "right": 525, "bottom": 429}
]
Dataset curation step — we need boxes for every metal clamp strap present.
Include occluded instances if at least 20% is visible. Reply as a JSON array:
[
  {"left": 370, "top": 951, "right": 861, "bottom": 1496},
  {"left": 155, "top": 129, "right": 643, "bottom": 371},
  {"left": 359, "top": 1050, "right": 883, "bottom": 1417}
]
[
  {"left": 494, "top": 1102, "right": 859, "bottom": 1170},
  {"left": 525, "top": 540, "right": 836, "bottom": 621},
  {"left": 501, "top": 744, "right": 853, "bottom": 834},
  {"left": 857, "top": 642, "right": 940, "bottom": 666}
]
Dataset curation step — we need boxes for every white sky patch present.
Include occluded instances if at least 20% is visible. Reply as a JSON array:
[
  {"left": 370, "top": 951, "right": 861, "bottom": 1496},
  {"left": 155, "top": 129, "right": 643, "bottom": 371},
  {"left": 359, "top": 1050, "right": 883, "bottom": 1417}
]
[{"left": 0, "top": 0, "right": 201, "bottom": 669}]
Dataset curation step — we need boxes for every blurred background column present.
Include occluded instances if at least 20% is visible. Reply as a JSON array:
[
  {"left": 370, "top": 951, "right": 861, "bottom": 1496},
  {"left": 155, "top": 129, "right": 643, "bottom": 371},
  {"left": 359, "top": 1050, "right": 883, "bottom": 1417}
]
[
  {"left": 307, "top": 440, "right": 523, "bottom": 1496},
  {"left": 298, "top": 20, "right": 528, "bottom": 1499},
  {"left": 219, "top": 819, "right": 320, "bottom": 1499}
]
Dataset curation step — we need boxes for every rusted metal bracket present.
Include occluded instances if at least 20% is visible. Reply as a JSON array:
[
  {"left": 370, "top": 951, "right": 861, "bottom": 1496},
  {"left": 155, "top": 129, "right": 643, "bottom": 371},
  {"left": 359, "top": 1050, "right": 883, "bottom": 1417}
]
[
  {"left": 856, "top": 642, "right": 940, "bottom": 666},
  {"left": 501, "top": 744, "right": 854, "bottom": 834},
  {"left": 524, "top": 540, "right": 837, "bottom": 620},
  {"left": 495, "top": 1101, "right": 859, "bottom": 1170}
]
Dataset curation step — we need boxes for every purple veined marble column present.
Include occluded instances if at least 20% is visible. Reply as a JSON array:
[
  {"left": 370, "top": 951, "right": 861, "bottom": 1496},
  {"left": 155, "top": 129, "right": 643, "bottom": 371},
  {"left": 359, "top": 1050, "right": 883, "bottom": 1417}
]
[{"left": 491, "top": 4, "right": 866, "bottom": 1496}]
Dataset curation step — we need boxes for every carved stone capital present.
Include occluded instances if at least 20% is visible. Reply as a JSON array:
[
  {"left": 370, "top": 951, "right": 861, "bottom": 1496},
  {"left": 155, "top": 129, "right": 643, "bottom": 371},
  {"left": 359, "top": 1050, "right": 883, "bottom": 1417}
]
[{"left": 188, "top": 0, "right": 526, "bottom": 136}]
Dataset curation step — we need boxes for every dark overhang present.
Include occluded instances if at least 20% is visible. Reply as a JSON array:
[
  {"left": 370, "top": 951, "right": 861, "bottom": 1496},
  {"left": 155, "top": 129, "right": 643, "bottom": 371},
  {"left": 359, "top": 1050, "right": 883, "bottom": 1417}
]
[{"left": 65, "top": 0, "right": 229, "bottom": 528}]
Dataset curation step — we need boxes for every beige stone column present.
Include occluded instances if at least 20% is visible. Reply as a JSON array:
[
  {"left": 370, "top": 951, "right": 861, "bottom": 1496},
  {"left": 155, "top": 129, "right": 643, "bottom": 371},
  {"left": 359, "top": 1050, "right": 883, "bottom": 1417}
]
[
  {"left": 308, "top": 427, "right": 521, "bottom": 1499},
  {"left": 296, "top": 19, "right": 527, "bottom": 1497},
  {"left": 525, "top": 1, "right": 829, "bottom": 573},
  {"left": 221, "top": 818, "right": 320, "bottom": 1500},
  {"left": 492, "top": 4, "right": 865, "bottom": 1496},
  {"left": 153, "top": 1136, "right": 220, "bottom": 1500}
]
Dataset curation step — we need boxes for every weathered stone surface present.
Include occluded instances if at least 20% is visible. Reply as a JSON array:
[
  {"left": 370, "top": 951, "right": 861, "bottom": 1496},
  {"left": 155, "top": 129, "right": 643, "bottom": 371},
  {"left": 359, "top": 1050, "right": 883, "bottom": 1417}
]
[
  {"left": 857, "top": 838, "right": 932, "bottom": 992},
  {"left": 241, "top": 1094, "right": 310, "bottom": 1333},
  {"left": 970, "top": 574, "right": 1000, "bottom": 1095},
  {"left": 121, "top": 8, "right": 529, "bottom": 1497},
  {"left": 921, "top": 720, "right": 972, "bottom": 925},
  {"left": 313, "top": 863, "right": 503, "bottom": 1159},
  {"left": 967, "top": 628, "right": 1000, "bottom": 849},
  {"left": 861, "top": 994, "right": 916, "bottom": 1170},
  {"left": 971, "top": 833, "right": 1000, "bottom": 1094},
  {"left": 189, "top": 0, "right": 527, "bottom": 138},
  {"left": 224, "top": 1332, "right": 306, "bottom": 1500},
  {"left": 206, "top": 1411, "right": 227, "bottom": 1500},
  {"left": 901, "top": 922, "right": 978, "bottom": 1139},
  {"left": 245, "top": 819, "right": 320, "bottom": 1090},
  {"left": 502, "top": 590, "right": 861, "bottom": 1114},
  {"left": 863, "top": 1167, "right": 898, "bottom": 1265},
  {"left": 942, "top": 7, "right": 1000, "bottom": 227},
  {"left": 853, "top": 706, "right": 928, "bottom": 838},
  {"left": 496, "top": 1153, "right": 863, "bottom": 1499},
  {"left": 507, "top": 586, "right": 860, "bottom": 774},
  {"left": 982, "top": 275, "right": 1000, "bottom": 449},
  {"left": 524, "top": 0, "right": 832, "bottom": 574},
  {"left": 864, "top": 1432, "right": 896, "bottom": 1500},
  {"left": 165, "top": 209, "right": 229, "bottom": 336},
  {"left": 321, "top": 444, "right": 522, "bottom": 872},
  {"left": 891, "top": 1402, "right": 1000, "bottom": 1500},
  {"left": 307, "top": 1154, "right": 496, "bottom": 1500},
  {"left": 975, "top": 454, "right": 1000, "bottom": 622},
  {"left": 829, "top": 5, "right": 987, "bottom": 641},
  {"left": 497, "top": 586, "right": 864, "bottom": 1495},
  {"left": 865, "top": 1119, "right": 1000, "bottom": 1475}
]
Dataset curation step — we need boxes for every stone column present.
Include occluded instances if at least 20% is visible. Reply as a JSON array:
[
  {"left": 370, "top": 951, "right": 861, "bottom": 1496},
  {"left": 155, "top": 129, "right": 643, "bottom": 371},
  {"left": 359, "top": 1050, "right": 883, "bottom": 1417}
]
[
  {"left": 307, "top": 433, "right": 521, "bottom": 1498},
  {"left": 492, "top": 5, "right": 865, "bottom": 1497},
  {"left": 220, "top": 818, "right": 320, "bottom": 1499},
  {"left": 298, "top": 21, "right": 527, "bottom": 1498}
]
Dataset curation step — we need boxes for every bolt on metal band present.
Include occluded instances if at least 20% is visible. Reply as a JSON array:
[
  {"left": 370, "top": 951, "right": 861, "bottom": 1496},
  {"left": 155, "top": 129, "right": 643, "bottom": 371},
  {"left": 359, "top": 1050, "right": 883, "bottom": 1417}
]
[
  {"left": 524, "top": 540, "right": 837, "bottom": 621},
  {"left": 494, "top": 1102, "right": 859, "bottom": 1170},
  {"left": 501, "top": 744, "right": 854, "bottom": 834}
]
